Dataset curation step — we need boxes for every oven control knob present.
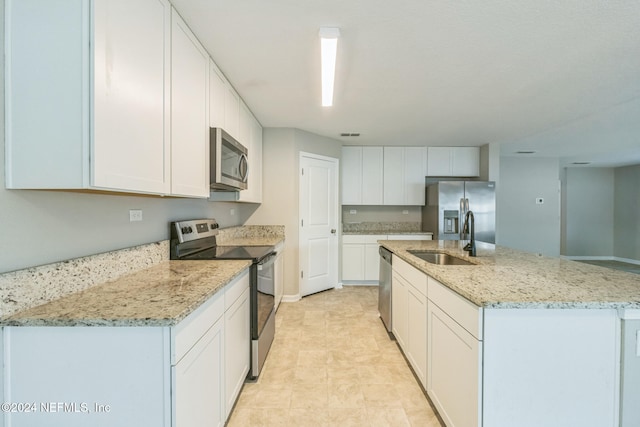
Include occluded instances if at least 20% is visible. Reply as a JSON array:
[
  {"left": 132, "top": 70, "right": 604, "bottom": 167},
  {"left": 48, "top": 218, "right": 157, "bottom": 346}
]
[{"left": 181, "top": 226, "right": 192, "bottom": 234}]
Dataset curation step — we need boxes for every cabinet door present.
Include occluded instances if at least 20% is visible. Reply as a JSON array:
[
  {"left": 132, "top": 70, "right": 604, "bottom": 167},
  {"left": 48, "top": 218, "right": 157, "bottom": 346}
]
[
  {"left": 383, "top": 147, "right": 405, "bottom": 205},
  {"left": 341, "top": 146, "right": 363, "bottom": 204},
  {"left": 391, "top": 271, "right": 408, "bottom": 351},
  {"left": 170, "top": 9, "right": 209, "bottom": 197},
  {"left": 404, "top": 147, "right": 426, "bottom": 205},
  {"left": 342, "top": 244, "right": 365, "bottom": 280},
  {"left": 93, "top": 0, "right": 171, "bottom": 194},
  {"left": 238, "top": 107, "right": 263, "bottom": 203},
  {"left": 175, "top": 317, "right": 225, "bottom": 427},
  {"left": 209, "top": 60, "right": 226, "bottom": 128},
  {"left": 427, "top": 301, "right": 481, "bottom": 427},
  {"left": 224, "top": 86, "right": 240, "bottom": 139},
  {"left": 407, "top": 286, "right": 428, "bottom": 388},
  {"left": 361, "top": 147, "right": 384, "bottom": 204},
  {"left": 452, "top": 147, "right": 480, "bottom": 177},
  {"left": 364, "top": 243, "right": 381, "bottom": 281},
  {"left": 224, "top": 287, "right": 250, "bottom": 418},
  {"left": 427, "top": 147, "right": 452, "bottom": 176}
]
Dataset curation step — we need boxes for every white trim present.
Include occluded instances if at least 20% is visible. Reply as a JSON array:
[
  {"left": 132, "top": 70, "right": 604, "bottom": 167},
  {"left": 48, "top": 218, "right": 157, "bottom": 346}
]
[
  {"left": 618, "top": 309, "right": 640, "bottom": 320},
  {"left": 342, "top": 281, "right": 379, "bottom": 286},
  {"left": 280, "top": 294, "right": 301, "bottom": 303},
  {"left": 335, "top": 282, "right": 343, "bottom": 289}
]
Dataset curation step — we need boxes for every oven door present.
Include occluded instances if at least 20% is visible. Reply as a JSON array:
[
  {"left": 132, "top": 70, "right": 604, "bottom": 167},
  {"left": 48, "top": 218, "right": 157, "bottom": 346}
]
[
  {"left": 210, "top": 127, "right": 248, "bottom": 191},
  {"left": 254, "top": 253, "right": 276, "bottom": 338}
]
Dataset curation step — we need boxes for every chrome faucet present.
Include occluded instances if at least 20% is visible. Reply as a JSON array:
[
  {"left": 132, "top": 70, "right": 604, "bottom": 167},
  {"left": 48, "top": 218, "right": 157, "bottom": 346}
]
[{"left": 462, "top": 210, "right": 477, "bottom": 257}]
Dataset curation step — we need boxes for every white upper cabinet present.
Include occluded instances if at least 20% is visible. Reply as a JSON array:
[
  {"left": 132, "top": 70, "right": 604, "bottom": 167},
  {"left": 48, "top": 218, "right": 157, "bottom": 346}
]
[
  {"left": 383, "top": 147, "right": 426, "bottom": 205},
  {"left": 5, "top": 0, "right": 172, "bottom": 194},
  {"left": 341, "top": 146, "right": 383, "bottom": 205},
  {"left": 170, "top": 9, "right": 209, "bottom": 198},
  {"left": 209, "top": 60, "right": 226, "bottom": 129},
  {"left": 427, "top": 147, "right": 480, "bottom": 177},
  {"left": 209, "top": 59, "right": 242, "bottom": 143},
  {"left": 237, "top": 103, "right": 263, "bottom": 203}
]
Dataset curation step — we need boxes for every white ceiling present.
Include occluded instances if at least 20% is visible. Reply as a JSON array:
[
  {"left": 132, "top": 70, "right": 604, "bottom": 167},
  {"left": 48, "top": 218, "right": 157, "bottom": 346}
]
[{"left": 171, "top": 0, "right": 640, "bottom": 168}]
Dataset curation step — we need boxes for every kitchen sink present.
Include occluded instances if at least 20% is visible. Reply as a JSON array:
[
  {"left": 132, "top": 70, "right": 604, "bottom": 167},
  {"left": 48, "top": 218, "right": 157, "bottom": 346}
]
[{"left": 407, "top": 250, "right": 475, "bottom": 266}]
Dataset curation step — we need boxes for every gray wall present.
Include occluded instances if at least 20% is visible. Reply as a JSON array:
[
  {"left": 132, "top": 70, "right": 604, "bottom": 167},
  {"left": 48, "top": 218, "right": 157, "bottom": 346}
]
[
  {"left": 563, "top": 168, "right": 615, "bottom": 256},
  {"left": 246, "top": 128, "right": 342, "bottom": 297},
  {"left": 497, "top": 157, "right": 561, "bottom": 256},
  {"left": 0, "top": 5, "right": 255, "bottom": 274},
  {"left": 615, "top": 165, "right": 640, "bottom": 260}
]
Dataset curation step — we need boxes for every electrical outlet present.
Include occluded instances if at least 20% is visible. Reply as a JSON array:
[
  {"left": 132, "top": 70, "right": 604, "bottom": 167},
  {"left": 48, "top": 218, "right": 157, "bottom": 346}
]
[
  {"left": 402, "top": 210, "right": 409, "bottom": 215},
  {"left": 129, "top": 209, "right": 143, "bottom": 222},
  {"left": 349, "top": 209, "right": 357, "bottom": 214},
  {"left": 230, "top": 208, "right": 235, "bottom": 216},
  {"left": 536, "top": 198, "right": 544, "bottom": 205}
]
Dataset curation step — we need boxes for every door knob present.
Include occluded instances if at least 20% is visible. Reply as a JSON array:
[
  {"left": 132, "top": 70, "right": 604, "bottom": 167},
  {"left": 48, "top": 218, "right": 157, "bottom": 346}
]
[{"left": 331, "top": 229, "right": 336, "bottom": 234}]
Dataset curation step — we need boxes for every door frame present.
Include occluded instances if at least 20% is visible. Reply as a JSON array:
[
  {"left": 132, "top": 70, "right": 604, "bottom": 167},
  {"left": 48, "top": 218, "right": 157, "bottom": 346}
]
[{"left": 298, "top": 151, "right": 340, "bottom": 297}]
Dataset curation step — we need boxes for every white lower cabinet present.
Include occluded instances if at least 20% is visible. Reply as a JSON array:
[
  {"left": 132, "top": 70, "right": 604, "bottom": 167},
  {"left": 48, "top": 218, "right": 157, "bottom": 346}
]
[
  {"left": 341, "top": 234, "right": 431, "bottom": 282},
  {"left": 2, "top": 269, "right": 250, "bottom": 427},
  {"left": 175, "top": 316, "right": 225, "bottom": 427},
  {"left": 224, "top": 286, "right": 250, "bottom": 418},
  {"left": 427, "top": 301, "right": 482, "bottom": 427},
  {"left": 426, "top": 276, "right": 482, "bottom": 427},
  {"left": 391, "top": 256, "right": 428, "bottom": 388}
]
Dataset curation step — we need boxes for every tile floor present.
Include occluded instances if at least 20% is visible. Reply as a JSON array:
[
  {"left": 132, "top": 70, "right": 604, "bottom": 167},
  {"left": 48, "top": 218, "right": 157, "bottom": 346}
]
[{"left": 228, "top": 286, "right": 443, "bottom": 427}]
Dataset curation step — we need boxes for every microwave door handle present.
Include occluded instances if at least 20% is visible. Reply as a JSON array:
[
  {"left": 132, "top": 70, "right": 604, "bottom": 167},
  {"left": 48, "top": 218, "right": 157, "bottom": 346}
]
[{"left": 239, "top": 153, "right": 249, "bottom": 183}]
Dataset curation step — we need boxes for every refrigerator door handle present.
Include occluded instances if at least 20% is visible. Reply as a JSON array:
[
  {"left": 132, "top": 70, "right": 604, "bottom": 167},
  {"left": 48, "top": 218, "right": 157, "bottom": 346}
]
[{"left": 459, "top": 198, "right": 465, "bottom": 239}]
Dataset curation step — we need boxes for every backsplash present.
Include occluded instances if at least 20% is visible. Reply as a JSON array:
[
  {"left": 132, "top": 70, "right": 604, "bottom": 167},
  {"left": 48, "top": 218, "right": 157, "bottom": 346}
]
[
  {"left": 342, "top": 221, "right": 422, "bottom": 233},
  {"left": 217, "top": 225, "right": 285, "bottom": 243},
  {"left": 0, "top": 241, "right": 169, "bottom": 318}
]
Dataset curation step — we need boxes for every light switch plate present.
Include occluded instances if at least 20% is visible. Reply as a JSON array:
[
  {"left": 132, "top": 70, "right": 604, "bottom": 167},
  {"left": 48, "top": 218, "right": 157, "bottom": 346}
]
[{"left": 349, "top": 209, "right": 357, "bottom": 214}]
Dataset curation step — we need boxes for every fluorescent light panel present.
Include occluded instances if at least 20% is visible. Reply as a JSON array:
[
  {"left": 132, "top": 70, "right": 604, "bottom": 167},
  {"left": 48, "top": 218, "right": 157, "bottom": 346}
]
[{"left": 319, "top": 27, "right": 340, "bottom": 107}]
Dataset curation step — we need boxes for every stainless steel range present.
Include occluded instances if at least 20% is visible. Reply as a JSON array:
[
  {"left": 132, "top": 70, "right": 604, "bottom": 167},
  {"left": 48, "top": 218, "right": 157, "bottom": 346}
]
[{"left": 170, "top": 219, "right": 276, "bottom": 379}]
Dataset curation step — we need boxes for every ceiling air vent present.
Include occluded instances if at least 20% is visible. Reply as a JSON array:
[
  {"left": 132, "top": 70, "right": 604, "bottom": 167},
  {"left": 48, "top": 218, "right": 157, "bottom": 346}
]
[{"left": 340, "top": 133, "right": 360, "bottom": 137}]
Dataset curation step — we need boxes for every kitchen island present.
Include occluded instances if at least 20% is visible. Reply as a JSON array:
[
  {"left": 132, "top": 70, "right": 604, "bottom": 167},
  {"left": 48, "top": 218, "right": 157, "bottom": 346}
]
[{"left": 381, "top": 239, "right": 640, "bottom": 427}]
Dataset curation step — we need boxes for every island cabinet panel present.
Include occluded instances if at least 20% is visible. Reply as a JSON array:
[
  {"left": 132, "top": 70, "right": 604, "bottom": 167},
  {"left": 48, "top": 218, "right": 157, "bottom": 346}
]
[
  {"left": 482, "top": 308, "right": 620, "bottom": 427},
  {"left": 391, "top": 256, "right": 428, "bottom": 387},
  {"left": 426, "top": 276, "right": 482, "bottom": 427},
  {"left": 427, "top": 301, "right": 482, "bottom": 427}
]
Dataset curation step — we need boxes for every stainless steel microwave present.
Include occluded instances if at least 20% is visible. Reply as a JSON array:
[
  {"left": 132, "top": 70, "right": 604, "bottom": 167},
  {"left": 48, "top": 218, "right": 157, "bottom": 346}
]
[{"left": 210, "top": 127, "right": 248, "bottom": 191}]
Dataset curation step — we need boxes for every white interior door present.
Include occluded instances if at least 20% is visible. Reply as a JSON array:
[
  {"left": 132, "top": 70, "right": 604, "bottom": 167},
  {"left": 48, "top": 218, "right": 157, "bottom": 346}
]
[{"left": 299, "top": 152, "right": 339, "bottom": 297}]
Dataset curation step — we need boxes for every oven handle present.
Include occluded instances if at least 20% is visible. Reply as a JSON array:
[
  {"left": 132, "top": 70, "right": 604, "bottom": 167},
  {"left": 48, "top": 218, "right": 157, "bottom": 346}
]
[{"left": 257, "top": 252, "right": 277, "bottom": 270}]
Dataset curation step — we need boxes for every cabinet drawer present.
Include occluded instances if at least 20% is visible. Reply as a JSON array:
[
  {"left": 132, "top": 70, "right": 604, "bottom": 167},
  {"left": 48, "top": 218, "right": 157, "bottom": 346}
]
[
  {"left": 343, "top": 234, "right": 386, "bottom": 244},
  {"left": 174, "top": 289, "right": 225, "bottom": 365},
  {"left": 428, "top": 277, "right": 483, "bottom": 340},
  {"left": 225, "top": 269, "right": 250, "bottom": 310},
  {"left": 393, "top": 256, "right": 427, "bottom": 297}
]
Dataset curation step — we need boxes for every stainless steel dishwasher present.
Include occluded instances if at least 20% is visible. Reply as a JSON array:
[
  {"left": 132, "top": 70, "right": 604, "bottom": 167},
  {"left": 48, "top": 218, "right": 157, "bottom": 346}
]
[{"left": 378, "top": 246, "right": 393, "bottom": 333}]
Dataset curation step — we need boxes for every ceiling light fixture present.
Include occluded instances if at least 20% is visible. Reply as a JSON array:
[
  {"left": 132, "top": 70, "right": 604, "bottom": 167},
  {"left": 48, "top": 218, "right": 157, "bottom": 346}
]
[{"left": 319, "top": 27, "right": 340, "bottom": 107}]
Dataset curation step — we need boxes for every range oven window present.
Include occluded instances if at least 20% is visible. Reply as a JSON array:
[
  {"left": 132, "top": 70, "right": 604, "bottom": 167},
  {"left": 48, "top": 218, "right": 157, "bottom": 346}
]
[{"left": 256, "top": 254, "right": 276, "bottom": 337}]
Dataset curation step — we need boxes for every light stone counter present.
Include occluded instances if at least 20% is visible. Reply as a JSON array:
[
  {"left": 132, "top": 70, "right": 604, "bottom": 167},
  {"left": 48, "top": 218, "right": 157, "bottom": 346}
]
[
  {"left": 217, "top": 225, "right": 285, "bottom": 246},
  {"left": 1, "top": 259, "right": 251, "bottom": 327},
  {"left": 380, "top": 240, "right": 640, "bottom": 309},
  {"left": 342, "top": 221, "right": 431, "bottom": 235}
]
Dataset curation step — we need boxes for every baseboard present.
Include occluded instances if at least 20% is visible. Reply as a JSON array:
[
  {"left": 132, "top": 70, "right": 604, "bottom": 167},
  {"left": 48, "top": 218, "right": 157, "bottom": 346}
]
[
  {"left": 335, "top": 282, "right": 344, "bottom": 289},
  {"left": 281, "top": 294, "right": 301, "bottom": 303},
  {"left": 342, "top": 281, "right": 380, "bottom": 286},
  {"left": 613, "top": 257, "right": 640, "bottom": 266}
]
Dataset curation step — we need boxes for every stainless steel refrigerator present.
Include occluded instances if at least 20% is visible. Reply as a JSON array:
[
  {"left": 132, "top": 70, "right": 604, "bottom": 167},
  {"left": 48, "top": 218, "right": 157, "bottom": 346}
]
[{"left": 422, "top": 181, "right": 496, "bottom": 243}]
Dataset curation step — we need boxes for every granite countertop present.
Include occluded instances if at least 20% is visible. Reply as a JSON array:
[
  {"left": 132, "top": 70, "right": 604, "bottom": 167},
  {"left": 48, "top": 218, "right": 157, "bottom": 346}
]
[
  {"left": 380, "top": 240, "right": 640, "bottom": 310},
  {"left": 342, "top": 221, "right": 433, "bottom": 236},
  {"left": 1, "top": 260, "right": 252, "bottom": 327}
]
